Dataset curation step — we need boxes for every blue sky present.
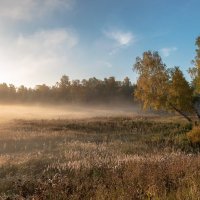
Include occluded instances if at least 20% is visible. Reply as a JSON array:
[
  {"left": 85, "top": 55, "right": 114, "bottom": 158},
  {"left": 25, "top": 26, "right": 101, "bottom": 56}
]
[{"left": 0, "top": 0, "right": 199, "bottom": 87}]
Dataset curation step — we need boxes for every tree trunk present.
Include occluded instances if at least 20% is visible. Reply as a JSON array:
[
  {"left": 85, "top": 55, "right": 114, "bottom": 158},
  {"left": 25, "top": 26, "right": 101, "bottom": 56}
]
[
  {"left": 194, "top": 109, "right": 200, "bottom": 120},
  {"left": 169, "top": 103, "right": 192, "bottom": 122},
  {"left": 193, "top": 96, "right": 200, "bottom": 121}
]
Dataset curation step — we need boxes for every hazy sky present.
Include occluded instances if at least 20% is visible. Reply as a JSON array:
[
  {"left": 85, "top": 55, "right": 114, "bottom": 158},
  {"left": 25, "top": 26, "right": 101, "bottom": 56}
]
[{"left": 0, "top": 0, "right": 199, "bottom": 87}]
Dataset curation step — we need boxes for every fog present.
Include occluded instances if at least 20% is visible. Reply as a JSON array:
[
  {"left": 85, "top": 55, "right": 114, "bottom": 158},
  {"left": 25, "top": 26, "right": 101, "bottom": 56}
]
[{"left": 0, "top": 103, "right": 147, "bottom": 123}]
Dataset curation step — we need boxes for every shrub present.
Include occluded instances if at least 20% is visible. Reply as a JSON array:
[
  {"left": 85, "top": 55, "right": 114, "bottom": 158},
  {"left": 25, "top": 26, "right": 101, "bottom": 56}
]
[{"left": 187, "top": 126, "right": 200, "bottom": 145}]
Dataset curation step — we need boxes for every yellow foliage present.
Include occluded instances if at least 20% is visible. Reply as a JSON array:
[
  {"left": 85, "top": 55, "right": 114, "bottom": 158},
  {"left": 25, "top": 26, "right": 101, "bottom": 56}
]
[
  {"left": 133, "top": 52, "right": 193, "bottom": 112},
  {"left": 168, "top": 67, "right": 193, "bottom": 112},
  {"left": 189, "top": 36, "right": 200, "bottom": 93},
  {"left": 187, "top": 127, "right": 200, "bottom": 144},
  {"left": 134, "top": 51, "right": 169, "bottom": 110}
]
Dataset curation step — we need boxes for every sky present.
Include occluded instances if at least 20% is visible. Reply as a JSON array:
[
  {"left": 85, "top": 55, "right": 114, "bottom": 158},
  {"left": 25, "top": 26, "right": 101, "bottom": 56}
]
[{"left": 0, "top": 0, "right": 199, "bottom": 87}]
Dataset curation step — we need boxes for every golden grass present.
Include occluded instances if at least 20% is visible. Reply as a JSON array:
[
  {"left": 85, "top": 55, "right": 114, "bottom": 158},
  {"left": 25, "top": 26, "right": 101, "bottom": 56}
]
[{"left": 0, "top": 116, "right": 199, "bottom": 199}]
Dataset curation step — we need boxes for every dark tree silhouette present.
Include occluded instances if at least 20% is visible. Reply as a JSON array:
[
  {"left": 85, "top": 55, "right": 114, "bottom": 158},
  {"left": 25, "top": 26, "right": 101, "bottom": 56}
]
[{"left": 0, "top": 76, "right": 135, "bottom": 105}]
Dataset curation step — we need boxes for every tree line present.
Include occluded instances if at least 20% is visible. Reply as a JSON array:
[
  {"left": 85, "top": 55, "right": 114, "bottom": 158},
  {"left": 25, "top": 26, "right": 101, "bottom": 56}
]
[{"left": 0, "top": 76, "right": 135, "bottom": 104}]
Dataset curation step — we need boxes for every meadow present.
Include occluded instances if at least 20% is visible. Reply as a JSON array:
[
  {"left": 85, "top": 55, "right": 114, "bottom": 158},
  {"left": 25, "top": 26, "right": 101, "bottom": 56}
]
[{"left": 0, "top": 105, "right": 199, "bottom": 199}]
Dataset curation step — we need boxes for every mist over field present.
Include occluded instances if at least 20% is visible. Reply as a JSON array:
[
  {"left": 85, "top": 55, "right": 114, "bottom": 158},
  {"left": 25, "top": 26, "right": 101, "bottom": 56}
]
[
  {"left": 0, "top": 103, "right": 144, "bottom": 122},
  {"left": 0, "top": 105, "right": 199, "bottom": 199}
]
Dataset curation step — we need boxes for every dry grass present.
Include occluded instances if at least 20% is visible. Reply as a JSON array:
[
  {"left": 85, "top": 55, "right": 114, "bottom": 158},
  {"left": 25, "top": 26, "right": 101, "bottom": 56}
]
[
  {"left": 0, "top": 116, "right": 199, "bottom": 199},
  {"left": 187, "top": 126, "right": 200, "bottom": 145}
]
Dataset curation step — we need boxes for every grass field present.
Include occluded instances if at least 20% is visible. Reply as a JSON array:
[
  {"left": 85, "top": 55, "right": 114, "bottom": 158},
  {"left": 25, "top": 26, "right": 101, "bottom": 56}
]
[{"left": 0, "top": 107, "right": 199, "bottom": 199}]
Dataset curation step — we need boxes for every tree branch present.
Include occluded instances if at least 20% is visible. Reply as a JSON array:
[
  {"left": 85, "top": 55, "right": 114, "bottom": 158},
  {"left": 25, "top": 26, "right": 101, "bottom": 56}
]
[{"left": 168, "top": 103, "right": 192, "bottom": 122}]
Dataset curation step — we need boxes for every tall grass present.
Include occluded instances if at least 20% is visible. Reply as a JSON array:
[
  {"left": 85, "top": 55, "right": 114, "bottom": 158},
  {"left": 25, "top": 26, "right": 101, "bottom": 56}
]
[{"left": 0, "top": 117, "right": 199, "bottom": 199}]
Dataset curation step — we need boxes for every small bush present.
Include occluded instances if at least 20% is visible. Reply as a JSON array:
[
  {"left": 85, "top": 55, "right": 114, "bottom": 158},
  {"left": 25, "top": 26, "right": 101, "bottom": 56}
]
[{"left": 187, "top": 126, "right": 200, "bottom": 145}]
